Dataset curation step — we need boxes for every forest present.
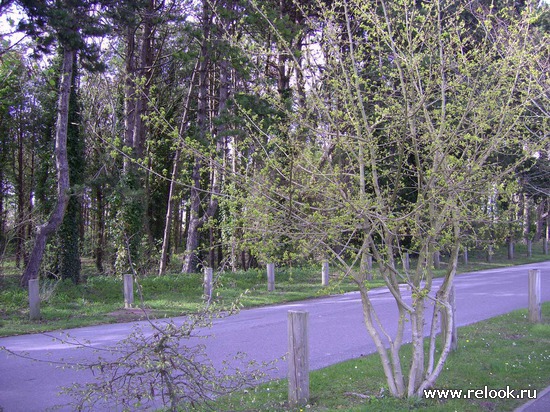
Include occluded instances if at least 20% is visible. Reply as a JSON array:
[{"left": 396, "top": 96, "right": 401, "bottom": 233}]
[
  {"left": 0, "top": 0, "right": 549, "bottom": 400},
  {"left": 0, "top": 0, "right": 547, "bottom": 286}
]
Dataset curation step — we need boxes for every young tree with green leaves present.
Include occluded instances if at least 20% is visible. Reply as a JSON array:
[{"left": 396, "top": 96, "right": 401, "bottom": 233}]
[{"left": 242, "top": 0, "right": 548, "bottom": 397}]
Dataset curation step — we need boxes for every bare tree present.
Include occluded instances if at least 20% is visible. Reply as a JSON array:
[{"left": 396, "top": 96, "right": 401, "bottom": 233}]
[{"left": 60, "top": 313, "right": 269, "bottom": 411}]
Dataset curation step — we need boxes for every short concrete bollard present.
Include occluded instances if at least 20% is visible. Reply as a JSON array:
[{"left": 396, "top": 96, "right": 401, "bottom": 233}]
[
  {"left": 433, "top": 251, "right": 441, "bottom": 270},
  {"left": 204, "top": 267, "right": 213, "bottom": 302},
  {"left": 361, "top": 253, "right": 373, "bottom": 280},
  {"left": 508, "top": 241, "right": 514, "bottom": 260},
  {"left": 366, "top": 255, "right": 373, "bottom": 280},
  {"left": 321, "top": 261, "right": 329, "bottom": 287},
  {"left": 124, "top": 274, "right": 134, "bottom": 309},
  {"left": 528, "top": 269, "right": 541, "bottom": 323},
  {"left": 403, "top": 253, "right": 410, "bottom": 272},
  {"left": 487, "top": 245, "right": 493, "bottom": 262},
  {"left": 29, "top": 278, "right": 40, "bottom": 321},
  {"left": 288, "top": 310, "right": 309, "bottom": 407},
  {"left": 267, "top": 263, "right": 275, "bottom": 292}
]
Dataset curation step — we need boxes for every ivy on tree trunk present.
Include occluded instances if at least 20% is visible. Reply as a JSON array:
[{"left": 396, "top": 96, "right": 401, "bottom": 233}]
[{"left": 21, "top": 47, "right": 74, "bottom": 288}]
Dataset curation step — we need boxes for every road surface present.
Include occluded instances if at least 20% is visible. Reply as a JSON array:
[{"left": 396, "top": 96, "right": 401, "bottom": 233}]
[{"left": 1, "top": 261, "right": 549, "bottom": 411}]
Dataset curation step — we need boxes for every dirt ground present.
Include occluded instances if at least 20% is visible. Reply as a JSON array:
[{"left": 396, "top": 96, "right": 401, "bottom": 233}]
[{"left": 107, "top": 308, "right": 154, "bottom": 322}]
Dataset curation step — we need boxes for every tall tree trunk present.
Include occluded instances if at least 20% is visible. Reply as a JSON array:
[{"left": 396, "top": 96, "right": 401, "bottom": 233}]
[
  {"left": 523, "top": 193, "right": 531, "bottom": 243},
  {"left": 158, "top": 148, "right": 181, "bottom": 275},
  {"left": 15, "top": 114, "right": 25, "bottom": 268},
  {"left": 25, "top": 147, "right": 34, "bottom": 267},
  {"left": 0, "top": 123, "right": 5, "bottom": 254},
  {"left": 0, "top": 169, "right": 4, "bottom": 254},
  {"left": 58, "top": 61, "right": 83, "bottom": 284},
  {"left": 182, "top": 158, "right": 203, "bottom": 273},
  {"left": 182, "top": 61, "right": 225, "bottom": 272},
  {"left": 206, "top": 57, "right": 230, "bottom": 270},
  {"left": 159, "top": 64, "right": 197, "bottom": 275},
  {"left": 208, "top": 225, "right": 215, "bottom": 268},
  {"left": 117, "top": 3, "right": 157, "bottom": 271},
  {"left": 20, "top": 48, "right": 74, "bottom": 288},
  {"left": 123, "top": 26, "right": 136, "bottom": 173},
  {"left": 534, "top": 200, "right": 545, "bottom": 242},
  {"left": 182, "top": 1, "right": 212, "bottom": 273},
  {"left": 94, "top": 185, "right": 105, "bottom": 273},
  {"left": 133, "top": 0, "right": 154, "bottom": 160},
  {"left": 217, "top": 226, "right": 223, "bottom": 268},
  {"left": 175, "top": 200, "right": 183, "bottom": 253}
]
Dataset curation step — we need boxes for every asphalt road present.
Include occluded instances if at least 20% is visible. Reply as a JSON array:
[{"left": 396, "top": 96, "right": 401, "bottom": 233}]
[{"left": 1, "top": 261, "right": 549, "bottom": 411}]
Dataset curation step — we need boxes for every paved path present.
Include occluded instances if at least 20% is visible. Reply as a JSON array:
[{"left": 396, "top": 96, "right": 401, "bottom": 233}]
[
  {"left": 515, "top": 385, "right": 550, "bottom": 412},
  {"left": 1, "top": 261, "right": 549, "bottom": 411}
]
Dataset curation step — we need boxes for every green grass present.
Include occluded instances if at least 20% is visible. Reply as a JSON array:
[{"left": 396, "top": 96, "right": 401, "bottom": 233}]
[
  {"left": 1, "top": 244, "right": 548, "bottom": 411},
  {"left": 203, "top": 303, "right": 550, "bottom": 412},
  {"left": 0, "top": 241, "right": 548, "bottom": 337},
  {"left": 0, "top": 264, "right": 370, "bottom": 337},
  {"left": 402, "top": 241, "right": 550, "bottom": 278}
]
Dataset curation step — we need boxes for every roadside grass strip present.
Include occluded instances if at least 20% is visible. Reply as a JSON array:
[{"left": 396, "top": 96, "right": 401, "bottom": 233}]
[
  {"left": 203, "top": 302, "right": 550, "bottom": 412},
  {"left": 1, "top": 246, "right": 548, "bottom": 337},
  {"left": 0, "top": 266, "right": 369, "bottom": 337}
]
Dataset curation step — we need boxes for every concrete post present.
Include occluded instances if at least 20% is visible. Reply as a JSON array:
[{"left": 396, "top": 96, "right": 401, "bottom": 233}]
[
  {"left": 124, "top": 274, "right": 134, "bottom": 309},
  {"left": 366, "top": 254, "right": 373, "bottom": 281},
  {"left": 29, "top": 278, "right": 40, "bottom": 321},
  {"left": 288, "top": 310, "right": 309, "bottom": 407},
  {"left": 361, "top": 253, "right": 373, "bottom": 280},
  {"left": 321, "top": 261, "right": 329, "bottom": 287},
  {"left": 433, "top": 251, "right": 441, "bottom": 270},
  {"left": 204, "top": 267, "right": 213, "bottom": 302},
  {"left": 403, "top": 253, "right": 409, "bottom": 272},
  {"left": 508, "top": 240, "right": 514, "bottom": 260},
  {"left": 267, "top": 263, "right": 275, "bottom": 292},
  {"left": 528, "top": 269, "right": 541, "bottom": 323},
  {"left": 487, "top": 245, "right": 493, "bottom": 262}
]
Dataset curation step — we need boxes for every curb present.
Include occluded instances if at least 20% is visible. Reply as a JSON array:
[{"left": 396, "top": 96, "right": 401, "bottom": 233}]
[{"left": 514, "top": 385, "right": 550, "bottom": 412}]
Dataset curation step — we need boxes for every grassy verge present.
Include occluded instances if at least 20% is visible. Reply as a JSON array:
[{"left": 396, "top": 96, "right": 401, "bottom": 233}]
[
  {"left": 0, "top": 265, "right": 371, "bottom": 337},
  {"left": 0, "top": 241, "right": 548, "bottom": 337},
  {"left": 203, "top": 303, "right": 550, "bottom": 412}
]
